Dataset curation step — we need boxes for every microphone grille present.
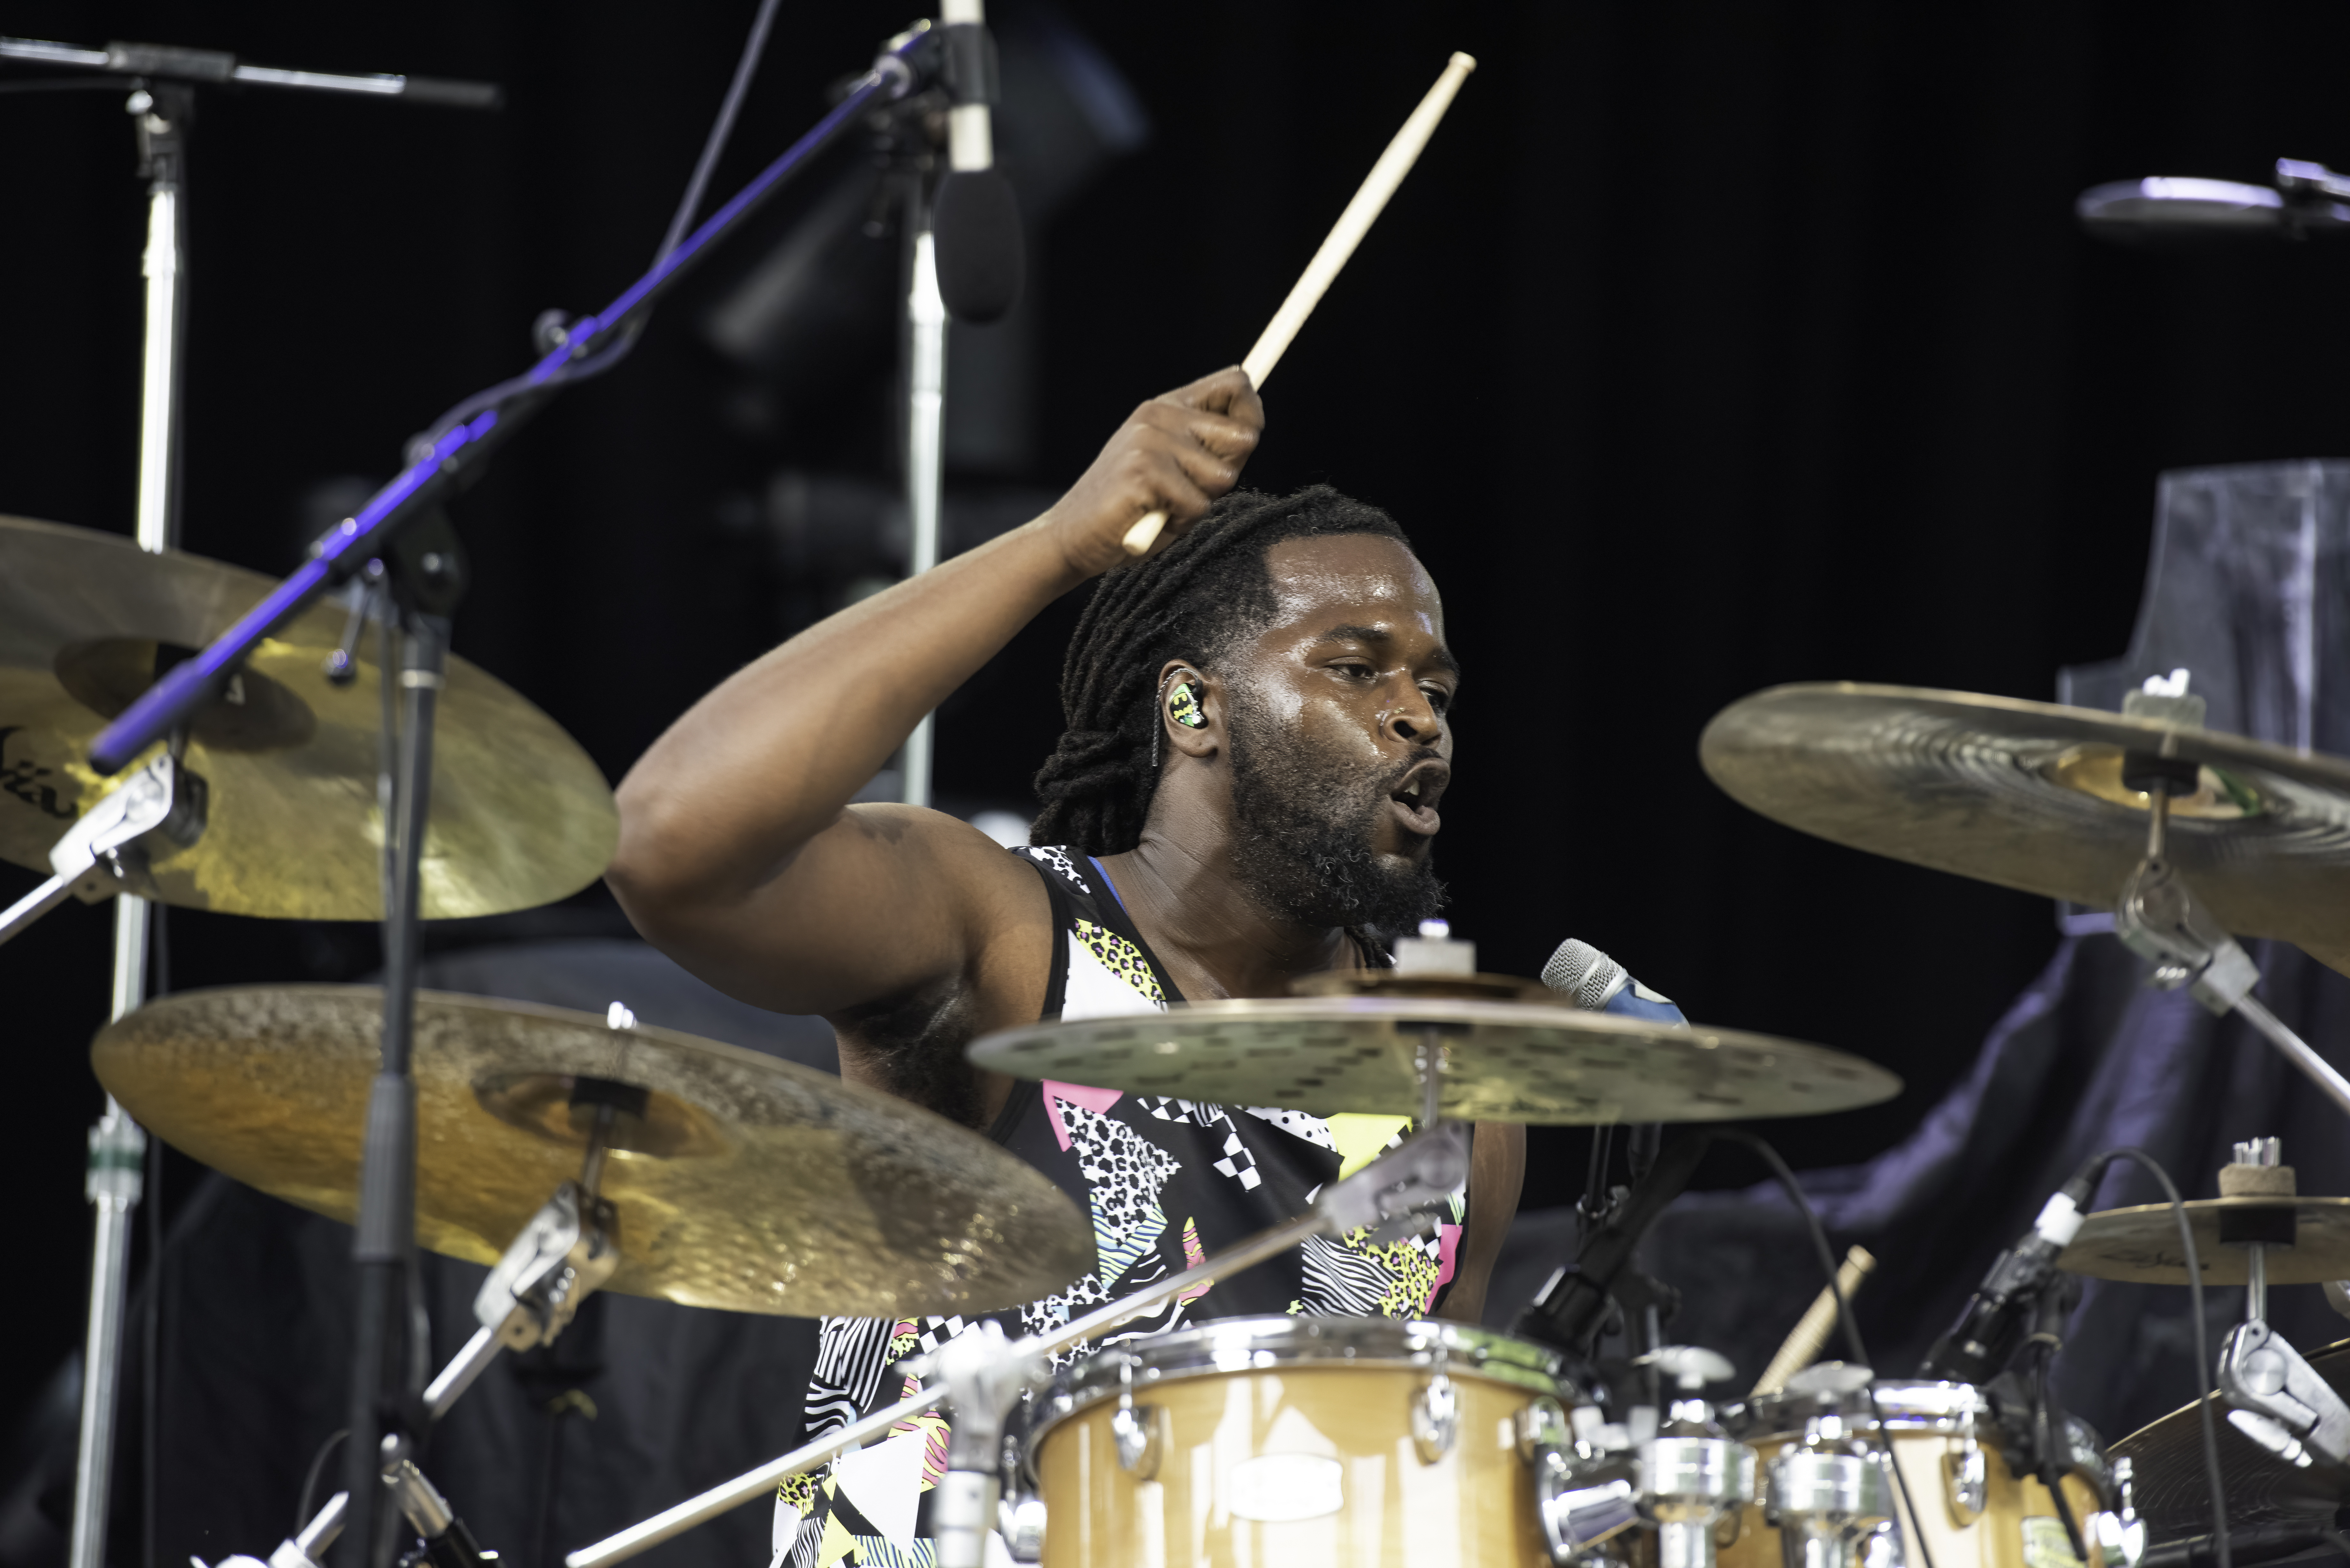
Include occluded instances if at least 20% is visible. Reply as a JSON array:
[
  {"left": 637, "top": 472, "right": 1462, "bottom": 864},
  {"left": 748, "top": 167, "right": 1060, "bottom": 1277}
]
[{"left": 1542, "top": 938, "right": 1624, "bottom": 1011}]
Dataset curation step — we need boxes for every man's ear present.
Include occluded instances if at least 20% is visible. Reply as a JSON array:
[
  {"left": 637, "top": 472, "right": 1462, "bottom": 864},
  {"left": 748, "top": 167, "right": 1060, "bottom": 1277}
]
[{"left": 1156, "top": 660, "right": 1221, "bottom": 761}]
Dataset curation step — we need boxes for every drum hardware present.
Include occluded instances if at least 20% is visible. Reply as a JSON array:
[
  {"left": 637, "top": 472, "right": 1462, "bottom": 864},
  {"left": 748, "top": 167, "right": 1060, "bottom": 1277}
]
[
  {"left": 1109, "top": 1352, "right": 1163, "bottom": 1477},
  {"left": 563, "top": 1121, "right": 1468, "bottom": 1567},
  {"left": 1634, "top": 1349, "right": 1755, "bottom": 1568},
  {"left": 0, "top": 743, "right": 201, "bottom": 946},
  {"left": 1758, "top": 1363, "right": 1895, "bottom": 1568},
  {"left": 1415, "top": 1341, "right": 1462, "bottom": 1462}
]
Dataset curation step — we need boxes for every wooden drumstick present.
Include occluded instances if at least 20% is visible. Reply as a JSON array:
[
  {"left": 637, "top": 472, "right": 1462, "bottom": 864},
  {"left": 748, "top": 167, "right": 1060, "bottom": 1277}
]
[
  {"left": 1750, "top": 1245, "right": 1876, "bottom": 1398},
  {"left": 1120, "top": 50, "right": 1478, "bottom": 557}
]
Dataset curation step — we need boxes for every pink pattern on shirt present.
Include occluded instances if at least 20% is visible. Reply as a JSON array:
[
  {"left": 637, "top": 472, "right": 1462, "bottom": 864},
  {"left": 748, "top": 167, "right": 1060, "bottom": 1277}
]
[
  {"left": 1426, "top": 1224, "right": 1463, "bottom": 1311},
  {"left": 1042, "top": 1080, "right": 1125, "bottom": 1151}
]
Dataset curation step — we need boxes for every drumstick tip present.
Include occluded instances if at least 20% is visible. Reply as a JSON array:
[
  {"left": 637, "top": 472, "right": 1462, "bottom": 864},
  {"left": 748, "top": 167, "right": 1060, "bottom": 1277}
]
[{"left": 1449, "top": 52, "right": 1478, "bottom": 73}]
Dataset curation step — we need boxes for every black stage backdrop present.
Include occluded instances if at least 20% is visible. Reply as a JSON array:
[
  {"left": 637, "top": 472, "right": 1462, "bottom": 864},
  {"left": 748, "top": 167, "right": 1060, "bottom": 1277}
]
[{"left": 8, "top": 0, "right": 2350, "bottom": 1553}]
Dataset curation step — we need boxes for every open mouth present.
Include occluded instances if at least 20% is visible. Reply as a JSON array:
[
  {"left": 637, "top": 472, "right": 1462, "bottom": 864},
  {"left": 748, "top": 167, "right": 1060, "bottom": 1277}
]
[{"left": 1388, "top": 762, "right": 1448, "bottom": 837}]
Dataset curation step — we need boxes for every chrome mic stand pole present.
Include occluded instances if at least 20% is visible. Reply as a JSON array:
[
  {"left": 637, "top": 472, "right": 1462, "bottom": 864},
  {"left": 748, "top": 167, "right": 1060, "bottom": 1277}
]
[
  {"left": 899, "top": 217, "right": 947, "bottom": 808},
  {"left": 69, "top": 79, "right": 191, "bottom": 1568}
]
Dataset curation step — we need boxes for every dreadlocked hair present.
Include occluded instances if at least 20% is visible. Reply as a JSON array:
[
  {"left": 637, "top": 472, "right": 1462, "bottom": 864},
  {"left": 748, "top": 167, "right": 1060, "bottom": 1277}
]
[{"left": 1030, "top": 483, "right": 1413, "bottom": 856}]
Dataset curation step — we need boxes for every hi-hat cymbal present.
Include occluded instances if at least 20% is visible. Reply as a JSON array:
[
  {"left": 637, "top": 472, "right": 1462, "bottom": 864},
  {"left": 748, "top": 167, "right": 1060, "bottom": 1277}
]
[
  {"left": 2116, "top": 1337, "right": 2350, "bottom": 1538},
  {"left": 967, "top": 994, "right": 1900, "bottom": 1124},
  {"left": 0, "top": 514, "right": 614, "bottom": 919},
  {"left": 2057, "top": 1197, "right": 2350, "bottom": 1285},
  {"left": 1700, "top": 682, "right": 2350, "bottom": 976},
  {"left": 94, "top": 985, "right": 1095, "bottom": 1318}
]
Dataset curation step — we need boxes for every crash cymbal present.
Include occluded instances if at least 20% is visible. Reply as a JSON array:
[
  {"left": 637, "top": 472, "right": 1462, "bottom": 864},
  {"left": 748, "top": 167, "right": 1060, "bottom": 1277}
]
[
  {"left": 2115, "top": 1338, "right": 2350, "bottom": 1537},
  {"left": 0, "top": 514, "right": 614, "bottom": 918},
  {"left": 94, "top": 985, "right": 1094, "bottom": 1317},
  {"left": 2057, "top": 1197, "right": 2350, "bottom": 1285},
  {"left": 1700, "top": 682, "right": 2350, "bottom": 977},
  {"left": 967, "top": 994, "right": 1900, "bottom": 1124}
]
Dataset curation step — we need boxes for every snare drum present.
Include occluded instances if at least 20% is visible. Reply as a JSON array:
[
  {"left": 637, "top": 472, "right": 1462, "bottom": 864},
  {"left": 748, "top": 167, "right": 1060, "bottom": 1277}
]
[
  {"left": 1023, "top": 1315, "right": 1568, "bottom": 1568},
  {"left": 1719, "top": 1378, "right": 2114, "bottom": 1568}
]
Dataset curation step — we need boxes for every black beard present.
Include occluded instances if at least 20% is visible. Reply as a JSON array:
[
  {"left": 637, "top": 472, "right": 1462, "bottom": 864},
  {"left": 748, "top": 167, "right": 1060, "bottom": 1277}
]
[{"left": 1224, "top": 688, "right": 1447, "bottom": 935}]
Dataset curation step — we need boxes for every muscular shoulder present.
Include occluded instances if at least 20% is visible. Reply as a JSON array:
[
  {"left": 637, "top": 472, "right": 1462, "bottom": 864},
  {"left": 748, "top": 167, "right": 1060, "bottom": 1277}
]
[{"left": 824, "top": 807, "right": 1057, "bottom": 1124}]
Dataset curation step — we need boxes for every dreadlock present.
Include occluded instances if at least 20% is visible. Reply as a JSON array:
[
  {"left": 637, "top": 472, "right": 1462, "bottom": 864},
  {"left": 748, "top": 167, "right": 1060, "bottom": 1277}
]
[{"left": 1030, "top": 483, "right": 1413, "bottom": 858}]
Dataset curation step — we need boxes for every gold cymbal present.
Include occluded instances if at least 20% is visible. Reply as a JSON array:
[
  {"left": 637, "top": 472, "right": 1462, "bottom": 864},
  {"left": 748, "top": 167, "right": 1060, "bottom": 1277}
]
[
  {"left": 1700, "top": 682, "right": 2350, "bottom": 976},
  {"left": 2118, "top": 1337, "right": 2350, "bottom": 1534},
  {"left": 967, "top": 994, "right": 1900, "bottom": 1124},
  {"left": 2057, "top": 1197, "right": 2350, "bottom": 1284},
  {"left": 0, "top": 514, "right": 614, "bottom": 919},
  {"left": 94, "top": 985, "right": 1095, "bottom": 1318}
]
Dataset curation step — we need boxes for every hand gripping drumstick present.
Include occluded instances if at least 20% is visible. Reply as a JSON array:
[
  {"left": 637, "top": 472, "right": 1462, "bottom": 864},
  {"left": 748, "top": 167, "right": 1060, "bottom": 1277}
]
[{"left": 1120, "top": 50, "right": 1477, "bottom": 557}]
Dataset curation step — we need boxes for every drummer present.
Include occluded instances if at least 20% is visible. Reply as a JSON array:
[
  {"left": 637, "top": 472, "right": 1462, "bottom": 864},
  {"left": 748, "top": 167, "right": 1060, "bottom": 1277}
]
[{"left": 608, "top": 367, "right": 1522, "bottom": 1563}]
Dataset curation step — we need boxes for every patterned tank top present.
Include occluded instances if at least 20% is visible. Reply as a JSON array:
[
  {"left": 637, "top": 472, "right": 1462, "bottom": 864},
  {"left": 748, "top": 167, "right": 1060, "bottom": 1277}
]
[{"left": 773, "top": 845, "right": 1469, "bottom": 1568}]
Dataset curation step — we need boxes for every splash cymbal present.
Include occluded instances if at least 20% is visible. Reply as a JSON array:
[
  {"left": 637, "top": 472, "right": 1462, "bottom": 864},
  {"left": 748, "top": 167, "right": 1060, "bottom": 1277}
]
[
  {"left": 0, "top": 514, "right": 614, "bottom": 919},
  {"left": 2057, "top": 1197, "right": 2350, "bottom": 1285},
  {"left": 967, "top": 994, "right": 1900, "bottom": 1124},
  {"left": 94, "top": 985, "right": 1095, "bottom": 1318},
  {"left": 1699, "top": 682, "right": 2350, "bottom": 976}
]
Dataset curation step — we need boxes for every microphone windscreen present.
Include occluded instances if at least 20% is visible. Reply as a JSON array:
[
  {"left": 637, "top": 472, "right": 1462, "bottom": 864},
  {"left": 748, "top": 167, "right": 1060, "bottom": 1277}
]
[
  {"left": 933, "top": 166, "right": 1025, "bottom": 324},
  {"left": 1542, "top": 939, "right": 1624, "bottom": 1011}
]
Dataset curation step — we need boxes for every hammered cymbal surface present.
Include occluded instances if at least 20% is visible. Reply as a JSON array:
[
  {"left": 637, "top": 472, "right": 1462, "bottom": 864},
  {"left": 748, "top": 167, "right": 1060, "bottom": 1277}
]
[
  {"left": 968, "top": 996, "right": 1900, "bottom": 1124},
  {"left": 1700, "top": 682, "right": 2350, "bottom": 975},
  {"left": 0, "top": 514, "right": 615, "bottom": 918},
  {"left": 2116, "top": 1337, "right": 2350, "bottom": 1538},
  {"left": 94, "top": 986, "right": 1094, "bottom": 1318},
  {"left": 2057, "top": 1197, "right": 2350, "bottom": 1284}
]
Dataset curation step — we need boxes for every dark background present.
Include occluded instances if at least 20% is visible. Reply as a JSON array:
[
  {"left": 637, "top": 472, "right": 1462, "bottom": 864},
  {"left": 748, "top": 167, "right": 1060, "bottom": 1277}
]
[{"left": 6, "top": 0, "right": 2350, "bottom": 1516}]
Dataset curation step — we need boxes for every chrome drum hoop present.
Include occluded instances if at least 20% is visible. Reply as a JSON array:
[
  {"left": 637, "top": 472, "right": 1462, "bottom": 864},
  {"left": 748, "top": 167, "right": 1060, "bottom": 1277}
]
[{"left": 1023, "top": 1315, "right": 1564, "bottom": 1468}]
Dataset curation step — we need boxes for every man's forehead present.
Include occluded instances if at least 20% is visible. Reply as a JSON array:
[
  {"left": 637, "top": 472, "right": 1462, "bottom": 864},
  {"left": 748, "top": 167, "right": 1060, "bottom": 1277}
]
[{"left": 1260, "top": 533, "right": 1443, "bottom": 626}]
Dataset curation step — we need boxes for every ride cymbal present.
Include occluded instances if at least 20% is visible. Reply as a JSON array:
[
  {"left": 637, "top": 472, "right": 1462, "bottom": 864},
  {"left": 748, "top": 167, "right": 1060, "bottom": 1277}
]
[
  {"left": 0, "top": 514, "right": 614, "bottom": 919},
  {"left": 94, "top": 985, "right": 1095, "bottom": 1318},
  {"left": 1700, "top": 682, "right": 2350, "bottom": 976},
  {"left": 2057, "top": 1197, "right": 2350, "bottom": 1285},
  {"left": 967, "top": 994, "right": 1899, "bottom": 1124}
]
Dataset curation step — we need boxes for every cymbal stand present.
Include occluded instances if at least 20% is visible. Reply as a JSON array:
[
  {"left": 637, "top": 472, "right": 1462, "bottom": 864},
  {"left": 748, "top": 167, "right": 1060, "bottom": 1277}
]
[
  {"left": 72, "top": 24, "right": 947, "bottom": 1567},
  {"left": 0, "top": 43, "right": 500, "bottom": 1568},
  {"left": 247, "top": 1111, "right": 623, "bottom": 1568},
  {"left": 2111, "top": 759, "right": 2350, "bottom": 1121},
  {"left": 564, "top": 1119, "right": 1470, "bottom": 1568}
]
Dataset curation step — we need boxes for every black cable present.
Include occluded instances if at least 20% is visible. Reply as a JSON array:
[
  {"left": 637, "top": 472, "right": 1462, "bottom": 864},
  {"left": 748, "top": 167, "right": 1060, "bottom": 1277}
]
[
  {"left": 2092, "top": 1146, "right": 2227, "bottom": 1568},
  {"left": 409, "top": 0, "right": 784, "bottom": 452},
  {"left": 296, "top": 1429, "right": 349, "bottom": 1535},
  {"left": 1716, "top": 1128, "right": 1937, "bottom": 1568},
  {"left": 2031, "top": 1335, "right": 2092, "bottom": 1565}
]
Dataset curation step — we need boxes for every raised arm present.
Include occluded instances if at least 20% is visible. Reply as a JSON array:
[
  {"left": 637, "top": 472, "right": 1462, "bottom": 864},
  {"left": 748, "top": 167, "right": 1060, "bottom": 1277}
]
[{"left": 607, "top": 368, "right": 1263, "bottom": 1026}]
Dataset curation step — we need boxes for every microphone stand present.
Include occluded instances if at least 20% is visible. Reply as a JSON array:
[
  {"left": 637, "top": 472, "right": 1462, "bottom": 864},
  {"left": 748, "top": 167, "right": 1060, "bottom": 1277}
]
[
  {"left": 0, "top": 42, "right": 500, "bottom": 1568},
  {"left": 81, "top": 24, "right": 947, "bottom": 1568}
]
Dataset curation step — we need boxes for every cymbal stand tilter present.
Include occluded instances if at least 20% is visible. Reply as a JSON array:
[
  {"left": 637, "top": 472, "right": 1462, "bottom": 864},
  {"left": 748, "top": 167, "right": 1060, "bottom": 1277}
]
[
  {"left": 2198, "top": 1137, "right": 2350, "bottom": 1477},
  {"left": 234, "top": 1101, "right": 625, "bottom": 1568},
  {"left": 565, "top": 1118, "right": 1470, "bottom": 1568},
  {"left": 2110, "top": 739, "right": 2350, "bottom": 1122}
]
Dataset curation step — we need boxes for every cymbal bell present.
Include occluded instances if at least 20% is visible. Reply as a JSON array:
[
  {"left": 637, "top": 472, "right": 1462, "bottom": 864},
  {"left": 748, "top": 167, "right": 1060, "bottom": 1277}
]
[
  {"left": 2057, "top": 1197, "right": 2350, "bottom": 1285},
  {"left": 0, "top": 514, "right": 615, "bottom": 919},
  {"left": 94, "top": 985, "right": 1096, "bottom": 1318},
  {"left": 967, "top": 993, "right": 1900, "bottom": 1125},
  {"left": 1700, "top": 682, "right": 2350, "bottom": 977}
]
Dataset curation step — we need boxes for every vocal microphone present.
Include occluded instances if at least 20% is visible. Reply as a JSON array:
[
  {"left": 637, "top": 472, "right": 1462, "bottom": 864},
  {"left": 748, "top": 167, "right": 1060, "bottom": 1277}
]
[
  {"left": 931, "top": 0, "right": 1024, "bottom": 323},
  {"left": 1917, "top": 1170, "right": 2097, "bottom": 1383},
  {"left": 1543, "top": 938, "right": 1688, "bottom": 1025}
]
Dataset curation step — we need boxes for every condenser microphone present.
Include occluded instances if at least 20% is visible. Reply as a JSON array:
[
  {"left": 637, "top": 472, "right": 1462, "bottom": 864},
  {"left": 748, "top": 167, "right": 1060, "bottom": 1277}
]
[
  {"left": 1917, "top": 1173, "right": 2096, "bottom": 1383},
  {"left": 931, "top": 0, "right": 1024, "bottom": 323},
  {"left": 1542, "top": 938, "right": 1687, "bottom": 1025}
]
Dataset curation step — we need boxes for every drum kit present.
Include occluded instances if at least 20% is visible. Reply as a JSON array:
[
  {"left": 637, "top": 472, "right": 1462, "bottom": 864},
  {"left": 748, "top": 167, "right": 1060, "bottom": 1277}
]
[
  {"left": 11, "top": 19, "right": 2350, "bottom": 1568},
  {"left": 14, "top": 450, "right": 2350, "bottom": 1568}
]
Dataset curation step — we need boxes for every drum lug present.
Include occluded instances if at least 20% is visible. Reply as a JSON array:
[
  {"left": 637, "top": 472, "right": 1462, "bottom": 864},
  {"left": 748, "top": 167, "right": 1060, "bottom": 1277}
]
[
  {"left": 1111, "top": 1404, "right": 1162, "bottom": 1479},
  {"left": 1531, "top": 1451, "right": 1641, "bottom": 1564},
  {"left": 2084, "top": 1456, "right": 2145, "bottom": 1568},
  {"left": 997, "top": 1494, "right": 1048, "bottom": 1563},
  {"left": 1414, "top": 1371, "right": 1460, "bottom": 1463},
  {"left": 1518, "top": 1397, "right": 1573, "bottom": 1464},
  {"left": 1112, "top": 1348, "right": 1162, "bottom": 1478},
  {"left": 1944, "top": 1421, "right": 1987, "bottom": 1525}
]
